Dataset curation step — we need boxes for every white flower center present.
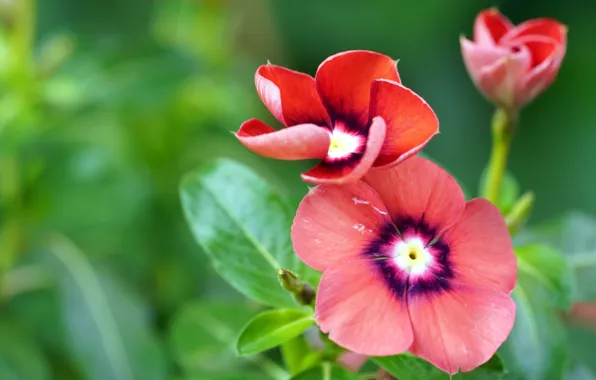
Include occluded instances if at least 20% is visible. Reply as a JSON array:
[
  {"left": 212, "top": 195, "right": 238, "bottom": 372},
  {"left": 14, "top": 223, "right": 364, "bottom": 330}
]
[
  {"left": 393, "top": 238, "right": 433, "bottom": 276},
  {"left": 327, "top": 130, "right": 361, "bottom": 159}
]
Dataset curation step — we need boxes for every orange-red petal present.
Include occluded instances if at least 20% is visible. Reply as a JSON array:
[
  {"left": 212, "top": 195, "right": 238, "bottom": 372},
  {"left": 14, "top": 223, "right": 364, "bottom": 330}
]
[
  {"left": 236, "top": 119, "right": 331, "bottom": 160},
  {"left": 291, "top": 180, "right": 390, "bottom": 271},
  {"left": 363, "top": 156, "right": 465, "bottom": 236},
  {"left": 369, "top": 79, "right": 439, "bottom": 167},
  {"left": 501, "top": 18, "right": 567, "bottom": 46},
  {"left": 316, "top": 259, "right": 413, "bottom": 356},
  {"left": 473, "top": 9, "right": 513, "bottom": 45},
  {"left": 443, "top": 198, "right": 517, "bottom": 293},
  {"left": 315, "top": 50, "right": 400, "bottom": 129},
  {"left": 408, "top": 286, "right": 516, "bottom": 374},
  {"left": 256, "top": 64, "right": 330, "bottom": 127}
]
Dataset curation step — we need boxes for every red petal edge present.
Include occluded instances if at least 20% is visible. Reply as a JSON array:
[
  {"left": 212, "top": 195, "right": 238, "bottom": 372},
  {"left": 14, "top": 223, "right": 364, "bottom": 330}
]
[
  {"left": 256, "top": 64, "right": 330, "bottom": 127},
  {"left": 369, "top": 79, "right": 439, "bottom": 168},
  {"left": 236, "top": 119, "right": 331, "bottom": 160}
]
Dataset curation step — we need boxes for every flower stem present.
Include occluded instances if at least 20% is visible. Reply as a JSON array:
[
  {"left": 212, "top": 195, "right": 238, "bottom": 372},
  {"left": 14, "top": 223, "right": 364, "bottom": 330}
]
[
  {"left": 485, "top": 108, "right": 517, "bottom": 204},
  {"left": 505, "top": 191, "right": 535, "bottom": 235}
]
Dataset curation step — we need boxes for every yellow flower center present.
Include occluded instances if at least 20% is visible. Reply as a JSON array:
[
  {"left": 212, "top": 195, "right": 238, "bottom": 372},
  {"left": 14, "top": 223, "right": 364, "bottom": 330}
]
[
  {"left": 394, "top": 239, "right": 432, "bottom": 275},
  {"left": 327, "top": 131, "right": 360, "bottom": 159}
]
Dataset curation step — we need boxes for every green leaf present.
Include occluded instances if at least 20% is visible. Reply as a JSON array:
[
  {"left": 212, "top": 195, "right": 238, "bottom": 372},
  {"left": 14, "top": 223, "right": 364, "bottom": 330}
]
[
  {"left": 0, "top": 320, "right": 51, "bottom": 380},
  {"left": 518, "top": 212, "right": 596, "bottom": 301},
  {"left": 236, "top": 308, "right": 314, "bottom": 355},
  {"left": 499, "top": 251, "right": 568, "bottom": 380},
  {"left": 174, "top": 374, "right": 266, "bottom": 380},
  {"left": 290, "top": 362, "right": 359, "bottom": 380},
  {"left": 180, "top": 159, "right": 320, "bottom": 308},
  {"left": 168, "top": 301, "right": 287, "bottom": 379},
  {"left": 564, "top": 364, "right": 596, "bottom": 380},
  {"left": 479, "top": 166, "right": 520, "bottom": 213},
  {"left": 44, "top": 235, "right": 167, "bottom": 380},
  {"left": 169, "top": 301, "right": 260, "bottom": 374},
  {"left": 373, "top": 353, "right": 505, "bottom": 380},
  {"left": 281, "top": 336, "right": 313, "bottom": 375},
  {"left": 566, "top": 324, "right": 596, "bottom": 375},
  {"left": 516, "top": 244, "right": 573, "bottom": 310}
]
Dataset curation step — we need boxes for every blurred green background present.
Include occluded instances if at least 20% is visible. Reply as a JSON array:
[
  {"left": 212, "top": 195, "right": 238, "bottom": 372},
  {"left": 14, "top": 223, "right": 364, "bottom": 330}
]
[{"left": 1, "top": 0, "right": 595, "bottom": 379}]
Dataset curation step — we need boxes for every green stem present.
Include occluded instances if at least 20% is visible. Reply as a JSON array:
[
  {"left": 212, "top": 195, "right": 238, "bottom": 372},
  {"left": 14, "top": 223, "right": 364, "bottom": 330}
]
[
  {"left": 485, "top": 108, "right": 517, "bottom": 204},
  {"left": 12, "top": 0, "right": 36, "bottom": 68},
  {"left": 505, "top": 191, "right": 535, "bottom": 235}
]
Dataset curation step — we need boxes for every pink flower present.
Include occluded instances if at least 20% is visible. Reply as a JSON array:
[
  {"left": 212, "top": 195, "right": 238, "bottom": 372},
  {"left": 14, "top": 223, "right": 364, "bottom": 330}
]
[
  {"left": 235, "top": 50, "right": 438, "bottom": 185},
  {"left": 291, "top": 156, "right": 517, "bottom": 374},
  {"left": 461, "top": 8, "right": 567, "bottom": 110}
]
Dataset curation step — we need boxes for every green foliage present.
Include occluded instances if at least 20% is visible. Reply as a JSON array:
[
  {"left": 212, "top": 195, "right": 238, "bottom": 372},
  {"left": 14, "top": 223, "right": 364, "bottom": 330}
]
[
  {"left": 44, "top": 236, "right": 167, "bottom": 380},
  {"left": 566, "top": 325, "right": 596, "bottom": 377},
  {"left": 180, "top": 159, "right": 320, "bottom": 308},
  {"left": 289, "top": 363, "right": 359, "bottom": 380},
  {"left": 281, "top": 336, "right": 321, "bottom": 375},
  {"left": 373, "top": 353, "right": 505, "bottom": 380},
  {"left": 168, "top": 300, "right": 279, "bottom": 379},
  {"left": 0, "top": 320, "right": 50, "bottom": 379},
  {"left": 0, "top": 0, "right": 594, "bottom": 379},
  {"left": 516, "top": 244, "right": 574, "bottom": 310},
  {"left": 518, "top": 212, "right": 596, "bottom": 301},
  {"left": 499, "top": 244, "right": 572, "bottom": 380},
  {"left": 479, "top": 167, "right": 520, "bottom": 213},
  {"left": 236, "top": 309, "right": 314, "bottom": 355}
]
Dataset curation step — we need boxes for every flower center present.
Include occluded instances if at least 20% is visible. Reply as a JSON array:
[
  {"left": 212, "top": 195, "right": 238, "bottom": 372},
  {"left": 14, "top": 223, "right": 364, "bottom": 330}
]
[
  {"left": 394, "top": 238, "right": 432, "bottom": 276},
  {"left": 327, "top": 130, "right": 361, "bottom": 159}
]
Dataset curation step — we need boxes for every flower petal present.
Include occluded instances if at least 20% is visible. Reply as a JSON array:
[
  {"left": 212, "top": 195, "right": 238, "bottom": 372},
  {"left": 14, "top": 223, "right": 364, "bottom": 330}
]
[
  {"left": 256, "top": 64, "right": 330, "bottom": 127},
  {"left": 408, "top": 286, "right": 515, "bottom": 374},
  {"left": 501, "top": 18, "right": 567, "bottom": 46},
  {"left": 517, "top": 37, "right": 564, "bottom": 107},
  {"left": 443, "top": 199, "right": 517, "bottom": 293},
  {"left": 316, "top": 259, "right": 413, "bottom": 356},
  {"left": 291, "top": 181, "right": 390, "bottom": 271},
  {"left": 236, "top": 119, "right": 331, "bottom": 160},
  {"left": 475, "top": 46, "right": 532, "bottom": 109},
  {"left": 369, "top": 79, "right": 439, "bottom": 167},
  {"left": 301, "top": 116, "right": 386, "bottom": 185},
  {"left": 460, "top": 36, "right": 512, "bottom": 83},
  {"left": 363, "top": 156, "right": 465, "bottom": 237},
  {"left": 473, "top": 8, "right": 513, "bottom": 45},
  {"left": 338, "top": 352, "right": 369, "bottom": 372},
  {"left": 315, "top": 50, "right": 400, "bottom": 129}
]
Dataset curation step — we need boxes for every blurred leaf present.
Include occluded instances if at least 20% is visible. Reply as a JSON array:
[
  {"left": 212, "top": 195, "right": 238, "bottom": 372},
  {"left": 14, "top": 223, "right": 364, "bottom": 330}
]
[
  {"left": 0, "top": 320, "right": 51, "bottom": 380},
  {"left": 168, "top": 301, "right": 261, "bottom": 375},
  {"left": 180, "top": 159, "right": 320, "bottom": 308},
  {"left": 499, "top": 245, "right": 568, "bottom": 380},
  {"left": 373, "top": 353, "right": 505, "bottom": 380},
  {"left": 479, "top": 167, "right": 520, "bottom": 214},
  {"left": 566, "top": 324, "right": 596, "bottom": 375},
  {"left": 290, "top": 362, "right": 358, "bottom": 380},
  {"left": 44, "top": 235, "right": 167, "bottom": 380},
  {"left": 564, "top": 364, "right": 596, "bottom": 380},
  {"left": 237, "top": 308, "right": 313, "bottom": 355},
  {"left": 518, "top": 212, "right": 596, "bottom": 301},
  {"left": 516, "top": 244, "right": 573, "bottom": 310},
  {"left": 281, "top": 336, "right": 313, "bottom": 375},
  {"left": 174, "top": 374, "right": 266, "bottom": 380}
]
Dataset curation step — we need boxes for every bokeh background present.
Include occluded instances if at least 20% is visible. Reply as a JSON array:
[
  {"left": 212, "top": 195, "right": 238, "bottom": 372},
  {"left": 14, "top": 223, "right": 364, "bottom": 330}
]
[{"left": 1, "top": 0, "right": 595, "bottom": 379}]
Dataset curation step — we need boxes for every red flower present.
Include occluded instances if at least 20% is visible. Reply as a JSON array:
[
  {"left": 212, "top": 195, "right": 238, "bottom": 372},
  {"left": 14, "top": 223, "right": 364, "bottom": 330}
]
[
  {"left": 461, "top": 9, "right": 567, "bottom": 110},
  {"left": 291, "top": 156, "right": 517, "bottom": 374},
  {"left": 236, "top": 51, "right": 439, "bottom": 184}
]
